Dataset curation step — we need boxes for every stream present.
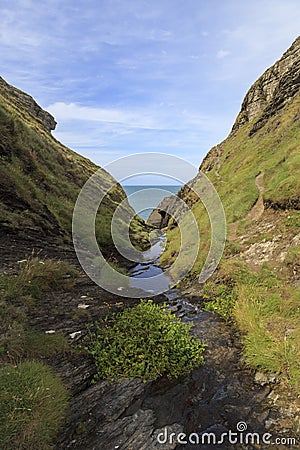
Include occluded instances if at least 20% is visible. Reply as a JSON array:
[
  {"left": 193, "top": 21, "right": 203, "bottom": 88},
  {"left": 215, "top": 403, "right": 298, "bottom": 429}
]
[
  {"left": 128, "top": 234, "right": 172, "bottom": 294},
  {"left": 126, "top": 236, "right": 295, "bottom": 449},
  {"left": 54, "top": 236, "right": 298, "bottom": 450}
]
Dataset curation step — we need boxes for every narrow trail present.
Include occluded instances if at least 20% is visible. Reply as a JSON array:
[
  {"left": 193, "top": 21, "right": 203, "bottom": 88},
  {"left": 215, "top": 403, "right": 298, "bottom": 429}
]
[
  {"left": 245, "top": 172, "right": 265, "bottom": 221},
  {"left": 228, "top": 172, "right": 265, "bottom": 241}
]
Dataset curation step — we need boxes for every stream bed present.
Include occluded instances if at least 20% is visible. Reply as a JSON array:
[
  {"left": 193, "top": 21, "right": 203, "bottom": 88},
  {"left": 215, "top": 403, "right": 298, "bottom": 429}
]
[
  {"left": 54, "top": 237, "right": 299, "bottom": 450},
  {"left": 127, "top": 238, "right": 298, "bottom": 449}
]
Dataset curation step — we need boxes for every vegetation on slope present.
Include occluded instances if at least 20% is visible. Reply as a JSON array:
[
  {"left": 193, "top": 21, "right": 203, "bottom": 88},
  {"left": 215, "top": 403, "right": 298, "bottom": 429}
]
[
  {"left": 0, "top": 78, "right": 151, "bottom": 447},
  {"left": 203, "top": 260, "right": 300, "bottom": 388},
  {"left": 161, "top": 48, "right": 300, "bottom": 390},
  {"left": 0, "top": 256, "right": 77, "bottom": 448},
  {"left": 0, "top": 83, "right": 149, "bottom": 252},
  {"left": 0, "top": 360, "right": 68, "bottom": 450}
]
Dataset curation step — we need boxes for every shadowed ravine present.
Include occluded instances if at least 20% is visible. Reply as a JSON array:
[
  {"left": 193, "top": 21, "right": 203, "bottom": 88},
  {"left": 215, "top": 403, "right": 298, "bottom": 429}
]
[
  {"left": 1, "top": 238, "right": 297, "bottom": 450},
  {"left": 1, "top": 36, "right": 300, "bottom": 449}
]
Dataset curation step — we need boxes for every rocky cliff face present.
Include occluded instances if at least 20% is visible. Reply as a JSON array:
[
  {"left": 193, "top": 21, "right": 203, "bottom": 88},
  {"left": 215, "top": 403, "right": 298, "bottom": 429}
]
[
  {"left": 157, "top": 36, "right": 300, "bottom": 229},
  {"left": 147, "top": 195, "right": 186, "bottom": 229},
  {"left": 198, "top": 36, "right": 300, "bottom": 208},
  {"left": 162, "top": 36, "right": 300, "bottom": 265},
  {"left": 231, "top": 36, "right": 300, "bottom": 137},
  {"left": 0, "top": 76, "right": 56, "bottom": 132}
]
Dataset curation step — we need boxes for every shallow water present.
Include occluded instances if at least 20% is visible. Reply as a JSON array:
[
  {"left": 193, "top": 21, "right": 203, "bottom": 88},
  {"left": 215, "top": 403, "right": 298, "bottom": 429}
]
[
  {"left": 127, "top": 241, "right": 288, "bottom": 449},
  {"left": 129, "top": 235, "right": 174, "bottom": 294}
]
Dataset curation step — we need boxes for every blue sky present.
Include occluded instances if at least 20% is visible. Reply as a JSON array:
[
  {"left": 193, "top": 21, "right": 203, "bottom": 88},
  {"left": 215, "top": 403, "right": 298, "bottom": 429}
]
[{"left": 1, "top": 0, "right": 299, "bottom": 181}]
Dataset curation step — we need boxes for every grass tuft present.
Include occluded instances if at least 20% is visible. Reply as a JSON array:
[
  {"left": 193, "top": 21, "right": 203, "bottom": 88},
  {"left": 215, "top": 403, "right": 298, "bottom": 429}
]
[{"left": 0, "top": 360, "right": 68, "bottom": 450}]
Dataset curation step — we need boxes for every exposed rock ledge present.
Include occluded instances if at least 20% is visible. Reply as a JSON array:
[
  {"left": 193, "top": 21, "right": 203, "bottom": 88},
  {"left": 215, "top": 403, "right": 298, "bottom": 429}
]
[
  {"left": 148, "top": 195, "right": 187, "bottom": 229},
  {"left": 231, "top": 36, "right": 300, "bottom": 136},
  {"left": 0, "top": 76, "right": 56, "bottom": 132}
]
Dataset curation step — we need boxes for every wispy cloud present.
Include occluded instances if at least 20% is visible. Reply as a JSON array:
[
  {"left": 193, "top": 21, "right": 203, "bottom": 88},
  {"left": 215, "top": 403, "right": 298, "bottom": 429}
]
[
  {"left": 0, "top": 0, "right": 299, "bottom": 170},
  {"left": 48, "top": 102, "right": 164, "bottom": 130}
]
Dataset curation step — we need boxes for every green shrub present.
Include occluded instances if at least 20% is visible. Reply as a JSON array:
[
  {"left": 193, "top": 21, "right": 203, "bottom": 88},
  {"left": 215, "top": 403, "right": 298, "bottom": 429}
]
[
  {"left": 0, "top": 360, "right": 68, "bottom": 449},
  {"left": 86, "top": 300, "right": 206, "bottom": 381}
]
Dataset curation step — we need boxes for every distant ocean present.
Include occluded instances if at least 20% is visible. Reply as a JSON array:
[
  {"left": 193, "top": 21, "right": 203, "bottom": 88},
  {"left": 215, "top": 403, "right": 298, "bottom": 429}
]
[{"left": 123, "top": 185, "right": 182, "bottom": 221}]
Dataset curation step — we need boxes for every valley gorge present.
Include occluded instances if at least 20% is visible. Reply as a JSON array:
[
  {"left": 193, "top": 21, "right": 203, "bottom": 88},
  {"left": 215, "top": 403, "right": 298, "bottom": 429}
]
[{"left": 0, "top": 37, "right": 300, "bottom": 450}]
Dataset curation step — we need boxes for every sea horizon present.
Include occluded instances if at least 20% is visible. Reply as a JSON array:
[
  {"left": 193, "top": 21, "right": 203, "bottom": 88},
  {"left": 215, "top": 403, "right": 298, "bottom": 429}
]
[{"left": 123, "top": 185, "right": 182, "bottom": 221}]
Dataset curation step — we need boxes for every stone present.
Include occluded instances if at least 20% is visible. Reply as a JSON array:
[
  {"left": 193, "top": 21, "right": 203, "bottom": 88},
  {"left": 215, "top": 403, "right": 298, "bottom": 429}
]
[
  {"left": 254, "top": 372, "right": 278, "bottom": 386},
  {"left": 69, "top": 330, "right": 82, "bottom": 339},
  {"left": 148, "top": 195, "right": 187, "bottom": 229},
  {"left": 77, "top": 304, "right": 90, "bottom": 309}
]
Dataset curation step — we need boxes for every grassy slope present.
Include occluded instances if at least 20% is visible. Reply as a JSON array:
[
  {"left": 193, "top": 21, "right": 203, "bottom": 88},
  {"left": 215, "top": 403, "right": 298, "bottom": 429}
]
[
  {"left": 0, "top": 81, "right": 151, "bottom": 448},
  {"left": 0, "top": 87, "right": 149, "bottom": 252},
  {"left": 161, "top": 88, "right": 300, "bottom": 389},
  {"left": 161, "top": 95, "right": 300, "bottom": 276}
]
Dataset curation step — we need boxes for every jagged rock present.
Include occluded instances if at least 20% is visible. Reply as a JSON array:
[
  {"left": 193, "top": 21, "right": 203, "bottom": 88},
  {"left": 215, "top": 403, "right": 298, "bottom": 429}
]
[
  {"left": 55, "top": 377, "right": 181, "bottom": 450},
  {"left": 231, "top": 36, "right": 300, "bottom": 136},
  {"left": 254, "top": 372, "right": 278, "bottom": 386},
  {"left": 0, "top": 76, "right": 57, "bottom": 132},
  {"left": 148, "top": 195, "right": 187, "bottom": 229},
  {"left": 147, "top": 208, "right": 163, "bottom": 228}
]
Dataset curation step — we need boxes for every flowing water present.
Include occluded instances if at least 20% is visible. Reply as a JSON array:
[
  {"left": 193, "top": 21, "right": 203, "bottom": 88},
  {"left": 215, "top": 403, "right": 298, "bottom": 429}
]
[
  {"left": 128, "top": 238, "right": 291, "bottom": 449},
  {"left": 129, "top": 234, "right": 173, "bottom": 294}
]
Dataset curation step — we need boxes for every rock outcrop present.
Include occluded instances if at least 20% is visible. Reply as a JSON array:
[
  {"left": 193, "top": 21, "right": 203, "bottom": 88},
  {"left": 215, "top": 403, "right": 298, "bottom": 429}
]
[
  {"left": 148, "top": 195, "right": 187, "bottom": 229},
  {"left": 0, "top": 76, "right": 56, "bottom": 132},
  {"left": 231, "top": 36, "right": 300, "bottom": 137}
]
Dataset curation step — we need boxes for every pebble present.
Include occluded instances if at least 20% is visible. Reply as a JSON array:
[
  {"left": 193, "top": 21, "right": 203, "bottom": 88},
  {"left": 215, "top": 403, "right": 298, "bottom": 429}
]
[{"left": 69, "top": 331, "right": 82, "bottom": 339}]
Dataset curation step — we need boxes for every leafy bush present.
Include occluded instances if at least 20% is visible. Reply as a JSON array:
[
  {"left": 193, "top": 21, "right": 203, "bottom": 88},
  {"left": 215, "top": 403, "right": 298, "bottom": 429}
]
[
  {"left": 86, "top": 300, "right": 205, "bottom": 381},
  {"left": 0, "top": 361, "right": 68, "bottom": 449}
]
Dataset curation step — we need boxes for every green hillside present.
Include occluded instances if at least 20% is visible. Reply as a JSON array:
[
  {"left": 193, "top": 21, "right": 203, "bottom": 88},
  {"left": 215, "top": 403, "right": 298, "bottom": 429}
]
[
  {"left": 162, "top": 37, "right": 300, "bottom": 389},
  {"left": 0, "top": 76, "right": 148, "bottom": 253},
  {"left": 0, "top": 77, "right": 152, "bottom": 449}
]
